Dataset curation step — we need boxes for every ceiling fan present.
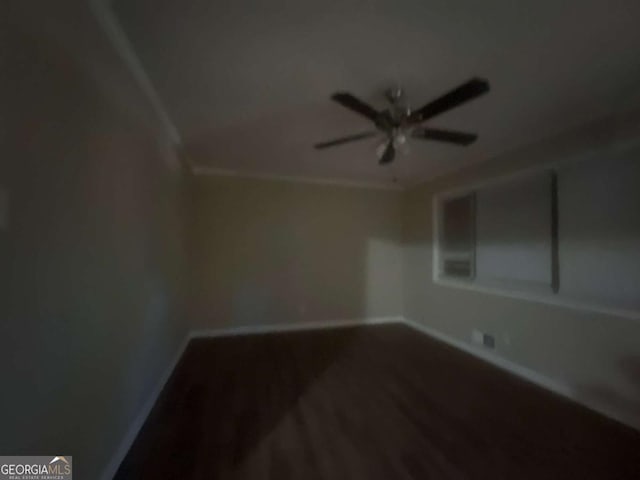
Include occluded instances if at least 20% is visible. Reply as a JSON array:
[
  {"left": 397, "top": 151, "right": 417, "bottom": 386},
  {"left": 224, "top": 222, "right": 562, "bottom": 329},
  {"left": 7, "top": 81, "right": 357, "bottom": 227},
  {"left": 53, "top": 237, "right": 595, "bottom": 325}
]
[{"left": 314, "top": 77, "right": 490, "bottom": 165}]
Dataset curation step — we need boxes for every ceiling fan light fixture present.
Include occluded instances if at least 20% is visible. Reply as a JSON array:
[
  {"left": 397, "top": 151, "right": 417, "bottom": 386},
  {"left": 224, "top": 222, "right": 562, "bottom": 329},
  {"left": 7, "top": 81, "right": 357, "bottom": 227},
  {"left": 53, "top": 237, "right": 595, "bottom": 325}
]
[
  {"left": 394, "top": 132, "right": 407, "bottom": 145},
  {"left": 315, "top": 77, "right": 490, "bottom": 165}
]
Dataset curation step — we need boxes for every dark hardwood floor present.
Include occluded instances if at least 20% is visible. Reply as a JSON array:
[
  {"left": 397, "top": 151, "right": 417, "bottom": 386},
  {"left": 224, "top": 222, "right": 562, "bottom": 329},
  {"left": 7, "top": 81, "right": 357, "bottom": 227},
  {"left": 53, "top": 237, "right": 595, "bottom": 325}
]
[{"left": 115, "top": 323, "right": 640, "bottom": 479}]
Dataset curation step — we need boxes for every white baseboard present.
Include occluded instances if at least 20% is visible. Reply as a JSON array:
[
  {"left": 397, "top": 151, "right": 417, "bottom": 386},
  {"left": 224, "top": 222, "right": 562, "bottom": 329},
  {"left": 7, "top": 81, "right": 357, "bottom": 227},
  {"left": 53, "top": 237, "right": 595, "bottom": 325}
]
[
  {"left": 400, "top": 318, "right": 572, "bottom": 397},
  {"left": 100, "top": 333, "right": 192, "bottom": 480},
  {"left": 400, "top": 317, "right": 640, "bottom": 432},
  {"left": 189, "top": 316, "right": 403, "bottom": 339}
]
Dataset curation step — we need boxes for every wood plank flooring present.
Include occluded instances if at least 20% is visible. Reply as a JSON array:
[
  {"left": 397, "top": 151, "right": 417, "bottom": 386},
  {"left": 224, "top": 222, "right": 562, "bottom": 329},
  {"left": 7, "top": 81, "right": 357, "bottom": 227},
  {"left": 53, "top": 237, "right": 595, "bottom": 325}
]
[{"left": 115, "top": 323, "right": 640, "bottom": 479}]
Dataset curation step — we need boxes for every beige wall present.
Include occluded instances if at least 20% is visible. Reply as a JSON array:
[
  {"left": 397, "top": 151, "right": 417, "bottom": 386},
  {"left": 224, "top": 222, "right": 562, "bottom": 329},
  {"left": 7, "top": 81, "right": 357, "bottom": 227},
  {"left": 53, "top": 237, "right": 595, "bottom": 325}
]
[
  {"left": 0, "top": 2, "right": 188, "bottom": 478},
  {"left": 188, "top": 175, "right": 403, "bottom": 329},
  {"left": 403, "top": 108, "right": 640, "bottom": 430}
]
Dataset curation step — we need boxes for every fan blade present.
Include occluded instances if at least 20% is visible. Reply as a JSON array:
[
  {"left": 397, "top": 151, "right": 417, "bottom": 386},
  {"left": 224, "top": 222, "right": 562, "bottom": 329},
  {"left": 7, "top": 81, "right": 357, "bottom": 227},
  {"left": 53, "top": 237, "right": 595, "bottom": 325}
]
[
  {"left": 314, "top": 131, "right": 378, "bottom": 149},
  {"left": 379, "top": 140, "right": 395, "bottom": 165},
  {"left": 412, "top": 127, "right": 478, "bottom": 146},
  {"left": 409, "top": 78, "right": 489, "bottom": 123},
  {"left": 331, "top": 92, "right": 380, "bottom": 122}
]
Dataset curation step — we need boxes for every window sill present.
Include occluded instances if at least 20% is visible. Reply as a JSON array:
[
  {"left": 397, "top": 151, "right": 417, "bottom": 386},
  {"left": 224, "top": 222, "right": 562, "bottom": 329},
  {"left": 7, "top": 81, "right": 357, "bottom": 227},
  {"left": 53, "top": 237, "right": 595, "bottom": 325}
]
[{"left": 433, "top": 277, "right": 640, "bottom": 321}]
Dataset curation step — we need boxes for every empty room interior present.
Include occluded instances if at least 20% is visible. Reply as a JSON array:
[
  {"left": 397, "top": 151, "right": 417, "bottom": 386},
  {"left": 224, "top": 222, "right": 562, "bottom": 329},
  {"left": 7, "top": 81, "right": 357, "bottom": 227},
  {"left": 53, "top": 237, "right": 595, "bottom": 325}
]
[{"left": 2, "top": 0, "right": 640, "bottom": 478}]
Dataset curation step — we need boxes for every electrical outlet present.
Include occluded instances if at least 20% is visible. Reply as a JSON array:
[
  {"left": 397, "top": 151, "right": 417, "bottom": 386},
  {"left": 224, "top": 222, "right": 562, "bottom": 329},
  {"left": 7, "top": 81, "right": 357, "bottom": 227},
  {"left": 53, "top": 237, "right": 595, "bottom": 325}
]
[
  {"left": 482, "top": 334, "right": 495, "bottom": 349},
  {"left": 472, "top": 329, "right": 496, "bottom": 349}
]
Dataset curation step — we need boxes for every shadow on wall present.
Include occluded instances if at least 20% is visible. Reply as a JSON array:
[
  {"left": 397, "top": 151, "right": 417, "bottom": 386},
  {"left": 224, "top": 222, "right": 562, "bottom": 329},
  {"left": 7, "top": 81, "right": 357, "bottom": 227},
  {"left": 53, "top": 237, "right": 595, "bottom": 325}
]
[
  {"left": 187, "top": 175, "right": 404, "bottom": 330},
  {"left": 365, "top": 238, "right": 404, "bottom": 317}
]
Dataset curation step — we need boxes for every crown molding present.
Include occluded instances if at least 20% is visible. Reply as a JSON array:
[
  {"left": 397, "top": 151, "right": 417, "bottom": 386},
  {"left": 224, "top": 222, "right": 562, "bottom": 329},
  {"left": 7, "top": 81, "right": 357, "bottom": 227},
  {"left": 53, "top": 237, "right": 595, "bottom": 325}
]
[
  {"left": 90, "top": 0, "right": 182, "bottom": 147},
  {"left": 191, "top": 166, "right": 405, "bottom": 191}
]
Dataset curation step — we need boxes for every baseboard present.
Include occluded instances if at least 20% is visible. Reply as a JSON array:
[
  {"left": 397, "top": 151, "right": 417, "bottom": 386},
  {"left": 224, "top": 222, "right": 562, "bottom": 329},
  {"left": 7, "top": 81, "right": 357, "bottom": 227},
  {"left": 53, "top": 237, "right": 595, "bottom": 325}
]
[
  {"left": 400, "top": 317, "right": 640, "bottom": 432},
  {"left": 189, "top": 316, "right": 404, "bottom": 339},
  {"left": 400, "top": 318, "right": 572, "bottom": 397},
  {"left": 100, "top": 333, "right": 192, "bottom": 480}
]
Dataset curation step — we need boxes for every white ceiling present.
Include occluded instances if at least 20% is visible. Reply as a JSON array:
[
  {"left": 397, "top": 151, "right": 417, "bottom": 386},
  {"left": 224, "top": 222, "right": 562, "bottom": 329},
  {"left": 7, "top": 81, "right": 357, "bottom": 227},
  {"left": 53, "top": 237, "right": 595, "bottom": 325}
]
[{"left": 111, "top": 0, "right": 640, "bottom": 187}]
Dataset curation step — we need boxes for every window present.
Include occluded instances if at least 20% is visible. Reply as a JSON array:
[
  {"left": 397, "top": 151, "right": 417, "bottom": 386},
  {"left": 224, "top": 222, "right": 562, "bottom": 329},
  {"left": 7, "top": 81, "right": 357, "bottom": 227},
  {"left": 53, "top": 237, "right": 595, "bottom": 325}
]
[
  {"left": 474, "top": 171, "right": 557, "bottom": 293},
  {"left": 434, "top": 143, "right": 640, "bottom": 318},
  {"left": 439, "top": 193, "right": 475, "bottom": 279},
  {"left": 437, "top": 171, "right": 557, "bottom": 294}
]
